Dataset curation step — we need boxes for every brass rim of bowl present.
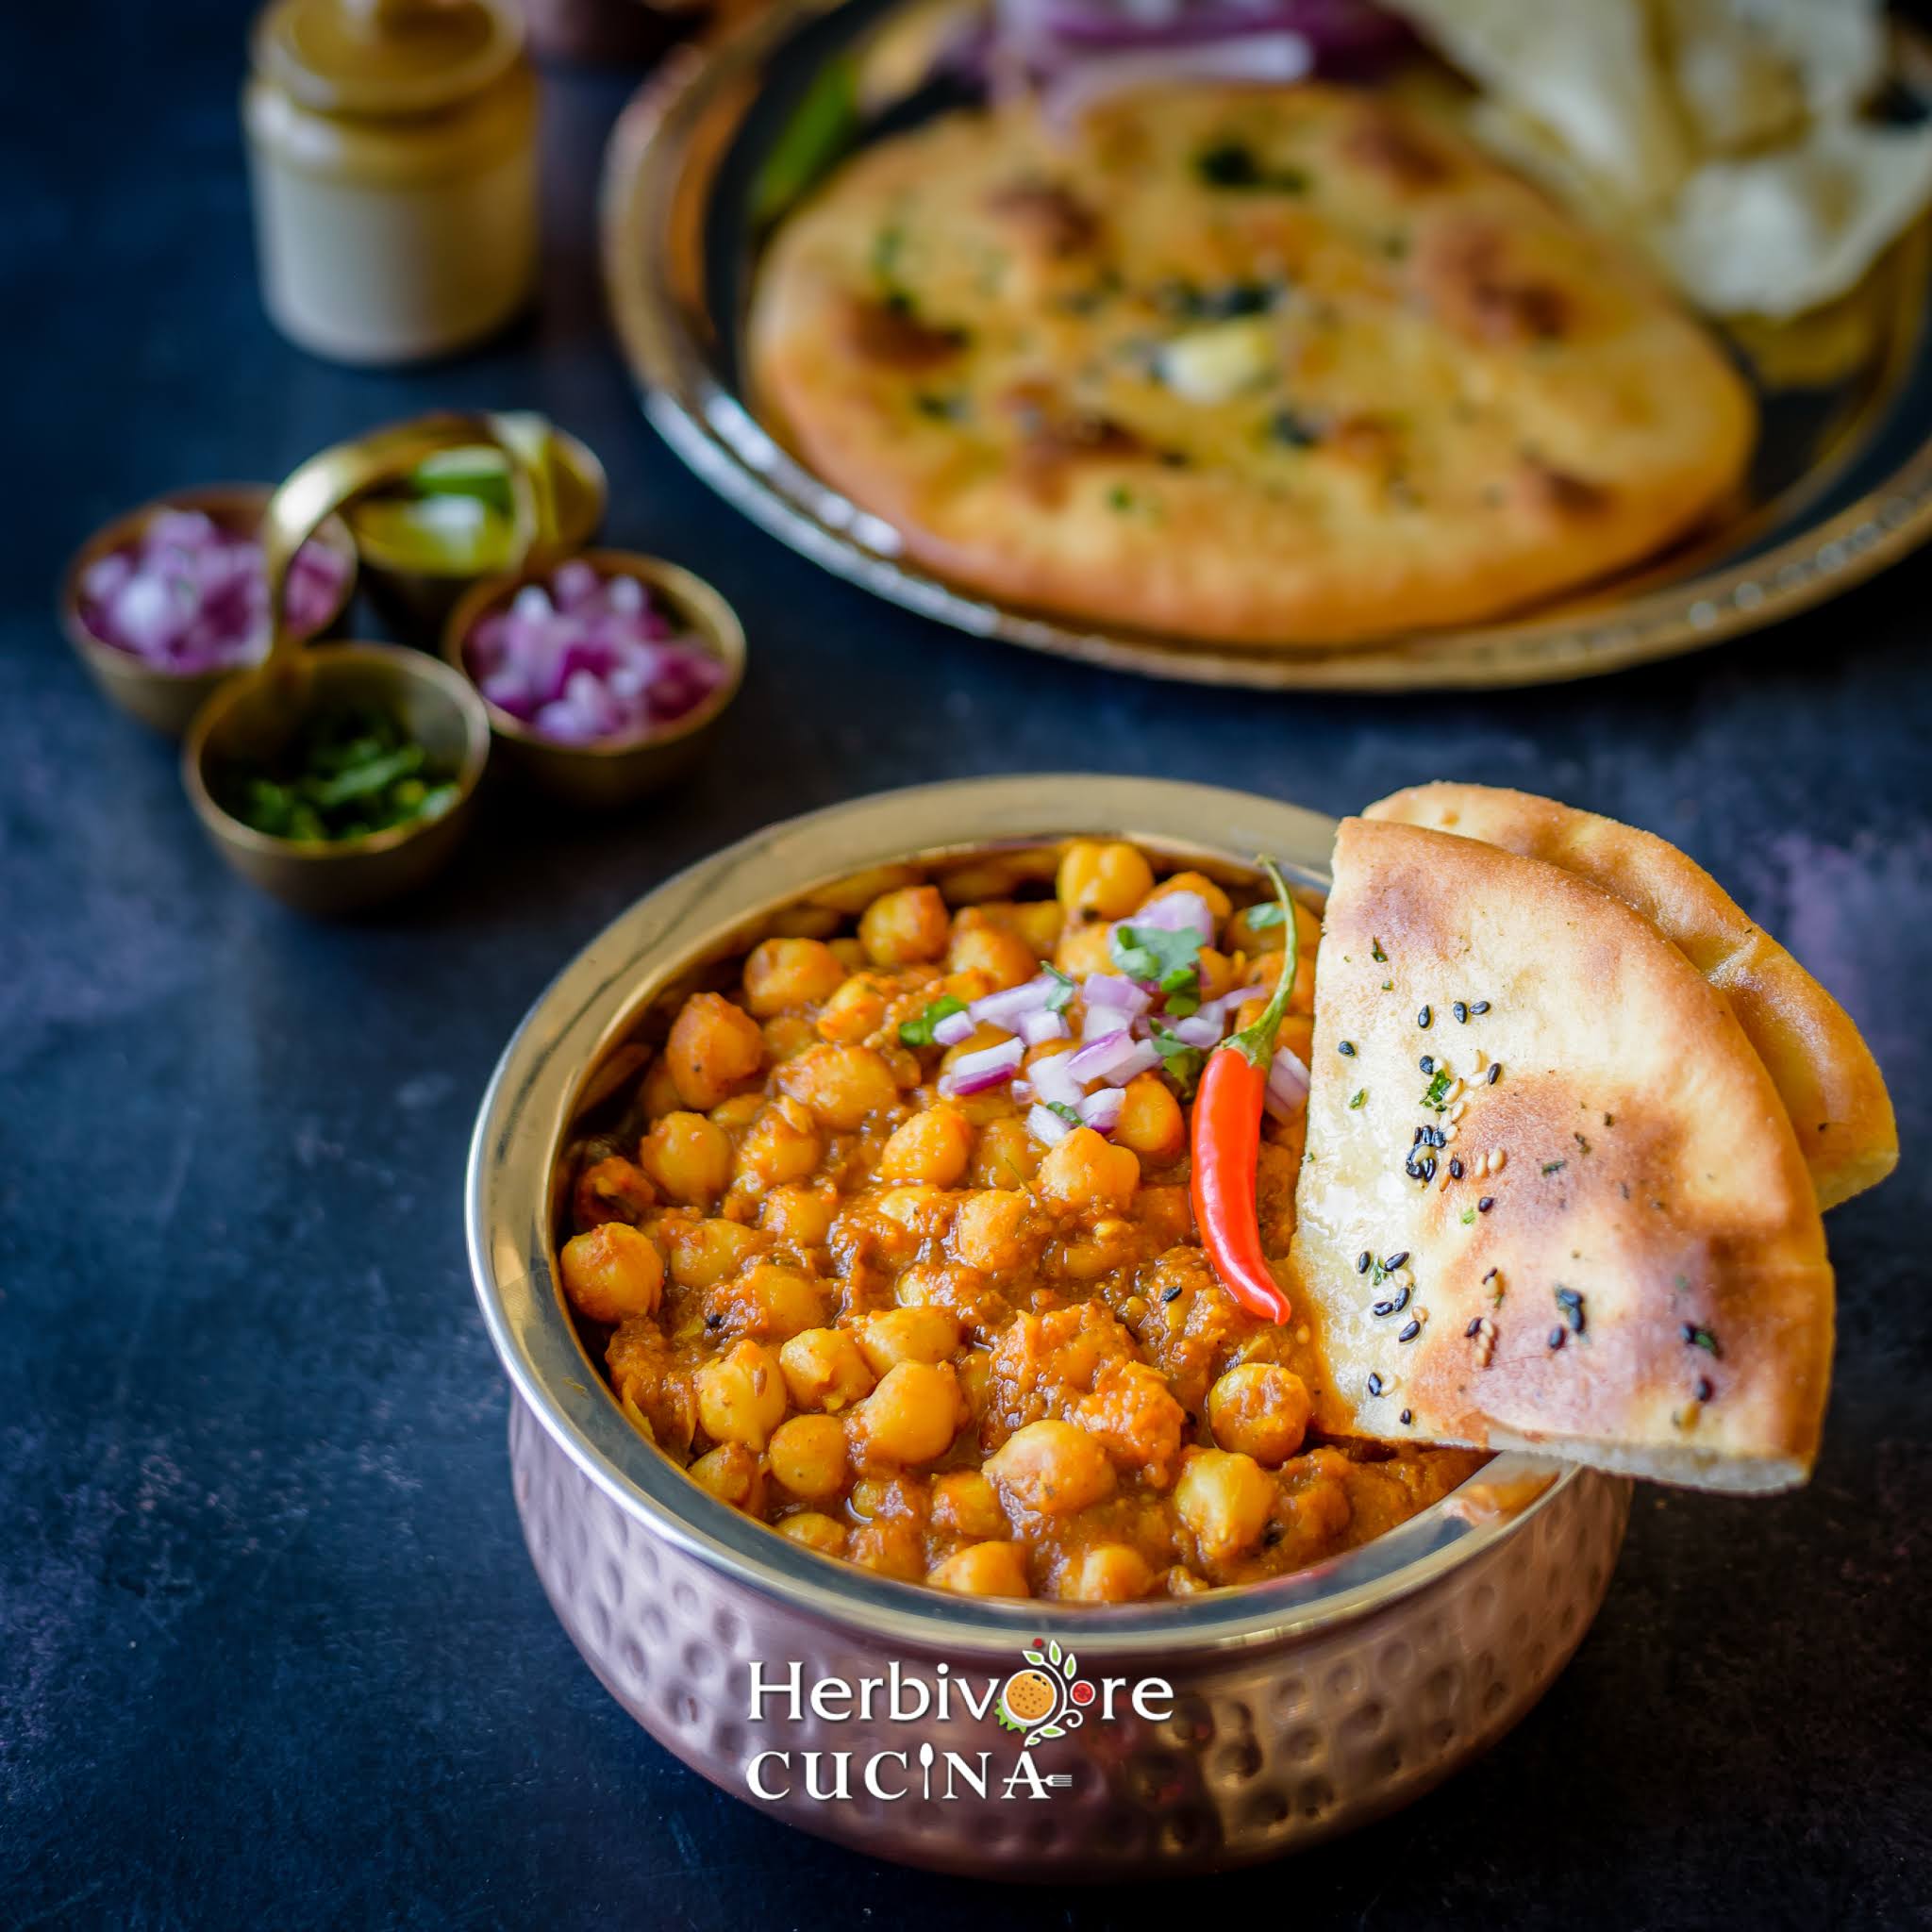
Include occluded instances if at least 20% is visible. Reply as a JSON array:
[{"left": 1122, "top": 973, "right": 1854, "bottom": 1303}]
[
  {"left": 181, "top": 641, "right": 492, "bottom": 865},
  {"left": 59, "top": 484, "right": 358, "bottom": 683},
  {"left": 441, "top": 549, "right": 745, "bottom": 758},
  {"left": 350, "top": 427, "right": 608, "bottom": 577},
  {"left": 465, "top": 774, "right": 1583, "bottom": 1657}
]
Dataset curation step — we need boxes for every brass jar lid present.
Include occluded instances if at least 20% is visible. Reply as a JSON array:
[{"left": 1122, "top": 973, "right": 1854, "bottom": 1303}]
[{"left": 253, "top": 0, "right": 525, "bottom": 117}]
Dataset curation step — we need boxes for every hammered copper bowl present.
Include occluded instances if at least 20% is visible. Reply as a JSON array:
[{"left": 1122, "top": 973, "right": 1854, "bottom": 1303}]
[
  {"left": 59, "top": 485, "right": 357, "bottom": 738},
  {"left": 467, "top": 775, "right": 1630, "bottom": 1877}
]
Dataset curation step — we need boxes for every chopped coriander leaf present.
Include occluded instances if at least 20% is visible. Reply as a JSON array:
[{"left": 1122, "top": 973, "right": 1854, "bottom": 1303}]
[
  {"left": 1107, "top": 486, "right": 1134, "bottom": 512},
  {"left": 1243, "top": 901, "right": 1289, "bottom": 929},
  {"left": 1372, "top": 939, "right": 1387, "bottom": 961},
  {"left": 1148, "top": 1022, "right": 1206, "bottom": 1096},
  {"left": 1460, "top": 1208, "right": 1476, "bottom": 1225},
  {"left": 1348, "top": 1089, "right": 1366, "bottom": 1109},
  {"left": 898, "top": 994, "right": 966, "bottom": 1048},
  {"left": 1109, "top": 922, "right": 1206, "bottom": 1015},
  {"left": 1423, "top": 1069, "right": 1453, "bottom": 1111},
  {"left": 1541, "top": 1159, "right": 1566, "bottom": 1175},
  {"left": 1268, "top": 408, "right": 1320, "bottom": 450},
  {"left": 1194, "top": 139, "right": 1310, "bottom": 194},
  {"left": 1045, "top": 1100, "right": 1083, "bottom": 1127},
  {"left": 1042, "top": 964, "right": 1076, "bottom": 1013}
]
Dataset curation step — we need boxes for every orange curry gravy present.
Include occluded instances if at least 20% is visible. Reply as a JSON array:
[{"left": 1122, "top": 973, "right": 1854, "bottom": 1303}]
[{"left": 557, "top": 841, "right": 1485, "bottom": 1603}]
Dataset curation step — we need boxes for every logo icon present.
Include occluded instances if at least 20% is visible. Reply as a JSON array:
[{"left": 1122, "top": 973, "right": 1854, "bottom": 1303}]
[{"left": 995, "top": 1639, "right": 1097, "bottom": 1747}]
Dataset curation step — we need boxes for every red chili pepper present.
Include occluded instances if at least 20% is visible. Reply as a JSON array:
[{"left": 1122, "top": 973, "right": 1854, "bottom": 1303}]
[{"left": 1190, "top": 858, "right": 1300, "bottom": 1324}]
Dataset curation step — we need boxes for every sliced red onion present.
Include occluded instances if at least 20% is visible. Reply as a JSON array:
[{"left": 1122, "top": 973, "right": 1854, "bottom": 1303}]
[
  {"left": 1027, "top": 1102, "right": 1077, "bottom": 1147},
  {"left": 1042, "top": 0, "right": 1404, "bottom": 56},
  {"left": 1019, "top": 1008, "right": 1070, "bottom": 1046},
  {"left": 1077, "top": 1087, "right": 1125, "bottom": 1133},
  {"left": 1264, "top": 1044, "right": 1311, "bottom": 1121},
  {"left": 1030, "top": 1051, "right": 1083, "bottom": 1110},
  {"left": 1168, "top": 1011, "right": 1224, "bottom": 1050},
  {"left": 1193, "top": 982, "right": 1268, "bottom": 1032},
  {"left": 1082, "top": 974, "right": 1151, "bottom": 1017},
  {"left": 1066, "top": 1029, "right": 1141, "bottom": 1084},
  {"left": 967, "top": 973, "right": 1062, "bottom": 1030},
  {"left": 1041, "top": 32, "right": 1312, "bottom": 127},
  {"left": 1012, "top": 1078, "right": 1035, "bottom": 1104},
  {"left": 1133, "top": 891, "right": 1214, "bottom": 938},
  {"left": 932, "top": 1008, "right": 978, "bottom": 1048},
  {"left": 462, "top": 563, "right": 724, "bottom": 746},
  {"left": 939, "top": 1037, "right": 1025, "bottom": 1099},
  {"left": 1103, "top": 1040, "right": 1162, "bottom": 1086}
]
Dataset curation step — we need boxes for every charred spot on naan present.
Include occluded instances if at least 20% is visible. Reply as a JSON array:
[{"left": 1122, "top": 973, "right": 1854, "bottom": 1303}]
[
  {"left": 984, "top": 179, "right": 1105, "bottom": 260},
  {"left": 1418, "top": 222, "right": 1572, "bottom": 344},
  {"left": 844, "top": 293, "right": 969, "bottom": 372},
  {"left": 1341, "top": 106, "right": 1457, "bottom": 192}
]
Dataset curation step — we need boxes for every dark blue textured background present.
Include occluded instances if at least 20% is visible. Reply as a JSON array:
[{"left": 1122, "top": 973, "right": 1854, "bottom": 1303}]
[{"left": 4, "top": 7, "right": 1928, "bottom": 1925}]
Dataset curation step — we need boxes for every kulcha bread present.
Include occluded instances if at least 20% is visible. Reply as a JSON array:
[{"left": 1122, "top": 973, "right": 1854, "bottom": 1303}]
[
  {"left": 747, "top": 83, "right": 1757, "bottom": 646},
  {"left": 1364, "top": 782, "right": 1897, "bottom": 1208},
  {"left": 1289, "top": 818, "right": 1834, "bottom": 1492}
]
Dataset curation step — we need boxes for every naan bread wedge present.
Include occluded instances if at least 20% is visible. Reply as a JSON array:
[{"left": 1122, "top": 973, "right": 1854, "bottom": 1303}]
[
  {"left": 1365, "top": 782, "right": 1897, "bottom": 1208},
  {"left": 1290, "top": 818, "right": 1834, "bottom": 1492},
  {"left": 748, "top": 84, "right": 1755, "bottom": 646}
]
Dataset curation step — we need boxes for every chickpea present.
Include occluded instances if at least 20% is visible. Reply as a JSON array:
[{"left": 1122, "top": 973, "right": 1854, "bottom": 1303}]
[
  {"left": 641, "top": 1055, "right": 681, "bottom": 1121},
  {"left": 639, "top": 1110, "right": 732, "bottom": 1207},
  {"left": 1009, "top": 901, "right": 1066, "bottom": 958},
  {"left": 929, "top": 1541, "right": 1031, "bottom": 1599},
  {"left": 857, "top": 1306, "right": 962, "bottom": 1374},
  {"left": 1036, "top": 1126, "right": 1140, "bottom": 1210},
  {"left": 761, "top": 1014, "right": 819, "bottom": 1064},
  {"left": 665, "top": 1216, "right": 765, "bottom": 1291},
  {"left": 760, "top": 1184, "right": 835, "bottom": 1247},
  {"left": 1174, "top": 1447, "right": 1276, "bottom": 1563},
  {"left": 1142, "top": 870, "right": 1233, "bottom": 922},
  {"left": 984, "top": 1420, "right": 1116, "bottom": 1517},
  {"left": 946, "top": 920, "right": 1038, "bottom": 990},
  {"left": 768, "top": 902, "right": 842, "bottom": 940},
  {"left": 869, "top": 1184, "right": 955, "bottom": 1241},
  {"left": 1058, "top": 1543, "right": 1157, "bottom": 1603},
  {"left": 808, "top": 862, "right": 923, "bottom": 916},
  {"left": 777, "top": 1042, "right": 900, "bottom": 1131},
  {"left": 695, "top": 1340, "right": 787, "bottom": 1450},
  {"left": 687, "top": 1442, "right": 763, "bottom": 1512},
  {"left": 710, "top": 1091, "right": 766, "bottom": 1133},
  {"left": 736, "top": 1097, "right": 823, "bottom": 1189},
  {"left": 930, "top": 1469, "right": 1007, "bottom": 1541},
  {"left": 1058, "top": 841, "right": 1155, "bottom": 921},
  {"left": 1136, "top": 1184, "right": 1193, "bottom": 1248},
  {"left": 1207, "top": 1363, "right": 1311, "bottom": 1467},
  {"left": 573, "top": 1155, "right": 657, "bottom": 1229},
  {"left": 666, "top": 992, "right": 764, "bottom": 1111},
  {"left": 1276, "top": 1012, "right": 1315, "bottom": 1069},
  {"left": 1196, "top": 946, "right": 1240, "bottom": 1002},
  {"left": 877, "top": 1106, "right": 973, "bottom": 1188},
  {"left": 1054, "top": 921, "right": 1116, "bottom": 980},
  {"left": 815, "top": 975, "right": 887, "bottom": 1045},
  {"left": 957, "top": 1348, "right": 991, "bottom": 1420},
  {"left": 742, "top": 937, "right": 845, "bottom": 1017},
  {"left": 558, "top": 1223, "right": 664, "bottom": 1324},
  {"left": 858, "top": 884, "right": 950, "bottom": 967},
  {"left": 952, "top": 1189, "right": 1038, "bottom": 1272},
  {"left": 849, "top": 1517, "right": 926, "bottom": 1581},
  {"left": 850, "top": 1360, "right": 964, "bottom": 1468},
  {"left": 1114, "top": 1074, "right": 1184, "bottom": 1163},
  {"left": 937, "top": 858, "right": 1023, "bottom": 904},
  {"left": 779, "top": 1511, "right": 847, "bottom": 1555},
  {"left": 767, "top": 1413, "right": 849, "bottom": 1501},
  {"left": 723, "top": 1263, "right": 826, "bottom": 1341},
  {"left": 968, "top": 1117, "right": 1041, "bottom": 1190},
  {"left": 779, "top": 1326, "right": 875, "bottom": 1413}
]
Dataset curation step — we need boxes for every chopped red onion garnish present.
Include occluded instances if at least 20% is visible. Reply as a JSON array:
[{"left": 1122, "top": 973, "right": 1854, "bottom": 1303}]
[
  {"left": 1082, "top": 974, "right": 1151, "bottom": 1016},
  {"left": 77, "top": 509, "right": 347, "bottom": 675},
  {"left": 1077, "top": 1086, "right": 1125, "bottom": 1133},
  {"left": 462, "top": 562, "right": 726, "bottom": 747},
  {"left": 1066, "top": 1029, "right": 1141, "bottom": 1084},
  {"left": 1105, "top": 1040, "right": 1162, "bottom": 1086},
  {"left": 1133, "top": 891, "right": 1214, "bottom": 938},
  {"left": 1030, "top": 1051, "right": 1083, "bottom": 1110},
  {"left": 1027, "top": 1102, "right": 1077, "bottom": 1147},
  {"left": 1039, "top": 32, "right": 1312, "bottom": 125},
  {"left": 1168, "top": 1011, "right": 1224, "bottom": 1050},
  {"left": 1264, "top": 1044, "right": 1311, "bottom": 1121},
  {"left": 938, "top": 1036, "right": 1025, "bottom": 1098},
  {"left": 968, "top": 973, "right": 1062, "bottom": 1030},
  {"left": 1019, "top": 1008, "right": 1071, "bottom": 1046},
  {"left": 932, "top": 1008, "right": 978, "bottom": 1048}
]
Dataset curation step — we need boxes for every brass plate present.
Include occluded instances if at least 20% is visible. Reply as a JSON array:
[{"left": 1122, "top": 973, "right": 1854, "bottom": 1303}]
[{"left": 601, "top": 0, "right": 1932, "bottom": 691}]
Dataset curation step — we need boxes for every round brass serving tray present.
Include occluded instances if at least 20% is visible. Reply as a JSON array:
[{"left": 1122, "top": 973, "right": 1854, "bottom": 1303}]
[{"left": 602, "top": 0, "right": 1932, "bottom": 691}]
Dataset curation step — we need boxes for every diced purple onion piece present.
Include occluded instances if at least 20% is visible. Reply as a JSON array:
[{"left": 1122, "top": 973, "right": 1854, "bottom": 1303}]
[
  {"left": 1264, "top": 1045, "right": 1311, "bottom": 1121},
  {"left": 1132, "top": 891, "right": 1214, "bottom": 938},
  {"left": 1029, "top": 1051, "right": 1083, "bottom": 1110},
  {"left": 1065, "top": 1029, "right": 1140, "bottom": 1084},
  {"left": 968, "top": 973, "right": 1061, "bottom": 1030},
  {"left": 1101, "top": 1041, "right": 1162, "bottom": 1086},
  {"left": 1193, "top": 982, "right": 1268, "bottom": 1032},
  {"left": 1077, "top": 1086, "right": 1124, "bottom": 1134},
  {"left": 932, "top": 1008, "right": 978, "bottom": 1048},
  {"left": 1019, "top": 1008, "right": 1070, "bottom": 1046},
  {"left": 938, "top": 1036, "right": 1024, "bottom": 1099},
  {"left": 1082, "top": 974, "right": 1150, "bottom": 1015},
  {"left": 1040, "top": 32, "right": 1312, "bottom": 128},
  {"left": 1027, "top": 1102, "right": 1076, "bottom": 1147},
  {"left": 1169, "top": 1012, "right": 1224, "bottom": 1050}
]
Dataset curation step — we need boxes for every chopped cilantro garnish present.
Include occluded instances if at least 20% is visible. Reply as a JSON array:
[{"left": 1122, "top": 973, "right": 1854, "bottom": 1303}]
[
  {"left": 1148, "top": 1021, "right": 1206, "bottom": 1097},
  {"left": 1243, "top": 901, "right": 1289, "bottom": 930},
  {"left": 898, "top": 994, "right": 965, "bottom": 1048},
  {"left": 1541, "top": 1159, "right": 1566, "bottom": 1175},
  {"left": 1460, "top": 1208, "right": 1476, "bottom": 1225},
  {"left": 1045, "top": 1100, "right": 1083, "bottom": 1128},
  {"left": 1372, "top": 939, "right": 1387, "bottom": 962},
  {"left": 1267, "top": 408, "right": 1320, "bottom": 450},
  {"left": 1109, "top": 922, "right": 1206, "bottom": 1016},
  {"left": 1423, "top": 1069, "right": 1453, "bottom": 1111},
  {"left": 1348, "top": 1089, "right": 1366, "bottom": 1110},
  {"left": 1042, "top": 964, "right": 1076, "bottom": 1013},
  {"left": 1107, "top": 486, "right": 1134, "bottom": 512},
  {"left": 1194, "top": 140, "right": 1310, "bottom": 194}
]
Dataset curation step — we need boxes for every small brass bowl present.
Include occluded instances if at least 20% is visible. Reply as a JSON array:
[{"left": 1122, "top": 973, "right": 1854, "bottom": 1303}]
[
  {"left": 442, "top": 550, "right": 743, "bottom": 809},
  {"left": 352, "top": 426, "right": 608, "bottom": 636},
  {"left": 182, "top": 642, "right": 491, "bottom": 916},
  {"left": 59, "top": 486, "right": 357, "bottom": 738}
]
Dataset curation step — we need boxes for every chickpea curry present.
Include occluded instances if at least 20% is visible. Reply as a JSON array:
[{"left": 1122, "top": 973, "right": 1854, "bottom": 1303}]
[{"left": 558, "top": 839, "right": 1485, "bottom": 1604}]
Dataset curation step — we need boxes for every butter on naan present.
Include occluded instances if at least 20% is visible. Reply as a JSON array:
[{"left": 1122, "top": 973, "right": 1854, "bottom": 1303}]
[
  {"left": 1365, "top": 782, "right": 1898, "bottom": 1208},
  {"left": 1290, "top": 818, "right": 1835, "bottom": 1493}
]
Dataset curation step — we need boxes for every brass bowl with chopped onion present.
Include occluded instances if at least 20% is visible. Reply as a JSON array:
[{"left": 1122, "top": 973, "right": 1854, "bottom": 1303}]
[{"left": 467, "top": 774, "right": 1629, "bottom": 1875}]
